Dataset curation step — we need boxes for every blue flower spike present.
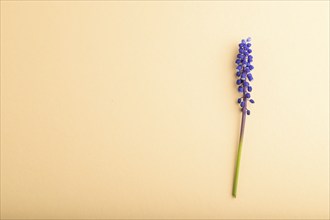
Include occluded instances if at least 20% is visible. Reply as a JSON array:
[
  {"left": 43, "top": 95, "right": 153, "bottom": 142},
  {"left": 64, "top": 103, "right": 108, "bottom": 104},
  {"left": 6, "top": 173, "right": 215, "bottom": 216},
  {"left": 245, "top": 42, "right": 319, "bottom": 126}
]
[{"left": 232, "top": 37, "right": 255, "bottom": 198}]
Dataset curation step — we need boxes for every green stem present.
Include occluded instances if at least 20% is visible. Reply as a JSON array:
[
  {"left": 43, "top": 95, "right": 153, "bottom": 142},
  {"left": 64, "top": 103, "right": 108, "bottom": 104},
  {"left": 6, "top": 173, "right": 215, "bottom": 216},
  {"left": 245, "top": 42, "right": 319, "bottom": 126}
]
[{"left": 232, "top": 109, "right": 246, "bottom": 198}]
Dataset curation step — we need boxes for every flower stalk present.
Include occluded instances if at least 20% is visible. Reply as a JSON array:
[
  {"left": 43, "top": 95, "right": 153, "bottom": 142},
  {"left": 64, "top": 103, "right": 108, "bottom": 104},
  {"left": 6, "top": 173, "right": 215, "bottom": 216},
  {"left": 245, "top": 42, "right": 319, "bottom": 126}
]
[{"left": 232, "top": 104, "right": 246, "bottom": 198}]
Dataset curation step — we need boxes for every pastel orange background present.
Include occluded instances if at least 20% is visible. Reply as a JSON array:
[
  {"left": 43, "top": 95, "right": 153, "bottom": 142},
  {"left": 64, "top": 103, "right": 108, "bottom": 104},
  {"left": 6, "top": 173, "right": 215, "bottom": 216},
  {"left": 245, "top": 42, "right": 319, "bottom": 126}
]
[{"left": 1, "top": 1, "right": 329, "bottom": 219}]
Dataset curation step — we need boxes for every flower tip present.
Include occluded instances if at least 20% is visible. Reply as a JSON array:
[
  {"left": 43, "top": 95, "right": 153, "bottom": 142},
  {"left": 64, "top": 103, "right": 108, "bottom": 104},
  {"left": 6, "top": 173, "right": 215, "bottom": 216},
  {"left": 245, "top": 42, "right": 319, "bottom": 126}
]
[{"left": 247, "top": 37, "right": 252, "bottom": 42}]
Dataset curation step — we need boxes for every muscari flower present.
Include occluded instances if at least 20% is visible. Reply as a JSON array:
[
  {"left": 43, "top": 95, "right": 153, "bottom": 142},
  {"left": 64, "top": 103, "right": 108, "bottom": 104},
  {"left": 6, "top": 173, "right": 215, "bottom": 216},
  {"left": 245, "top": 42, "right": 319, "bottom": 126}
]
[{"left": 232, "top": 37, "right": 255, "bottom": 198}]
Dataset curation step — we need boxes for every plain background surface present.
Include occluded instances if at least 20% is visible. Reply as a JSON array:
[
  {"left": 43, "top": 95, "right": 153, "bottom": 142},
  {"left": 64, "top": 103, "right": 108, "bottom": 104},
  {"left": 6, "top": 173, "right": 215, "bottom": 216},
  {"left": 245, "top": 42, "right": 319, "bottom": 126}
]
[{"left": 1, "top": 1, "right": 329, "bottom": 219}]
